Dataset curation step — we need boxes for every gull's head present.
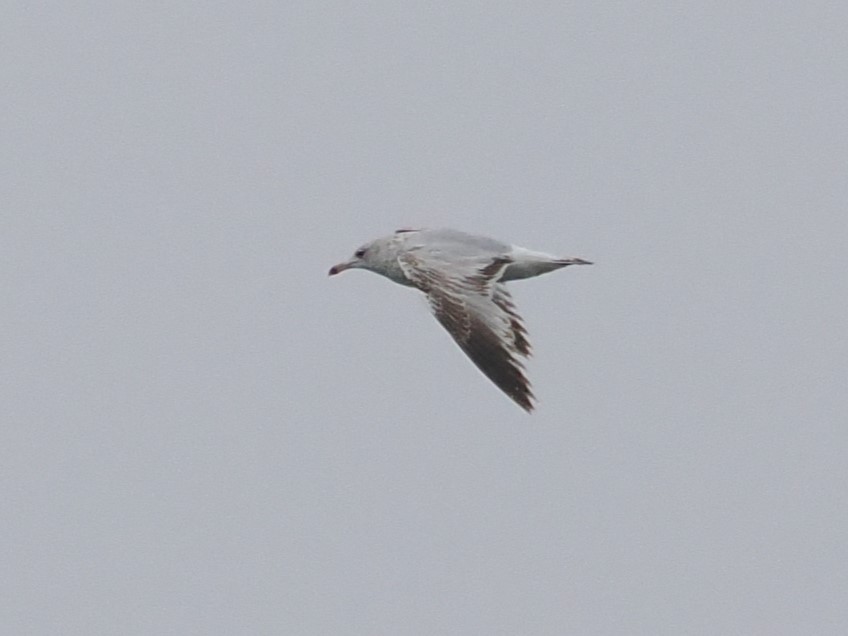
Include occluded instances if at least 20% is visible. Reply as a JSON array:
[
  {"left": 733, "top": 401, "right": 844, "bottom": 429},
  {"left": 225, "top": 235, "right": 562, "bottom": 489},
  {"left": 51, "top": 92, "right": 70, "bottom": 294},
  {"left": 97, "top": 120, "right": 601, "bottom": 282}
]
[{"left": 328, "top": 241, "right": 374, "bottom": 276}]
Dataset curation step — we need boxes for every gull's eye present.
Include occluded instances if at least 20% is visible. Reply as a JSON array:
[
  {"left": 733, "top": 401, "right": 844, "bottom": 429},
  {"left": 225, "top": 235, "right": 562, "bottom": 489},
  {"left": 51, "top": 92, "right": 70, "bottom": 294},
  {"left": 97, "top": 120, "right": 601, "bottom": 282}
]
[{"left": 354, "top": 247, "right": 366, "bottom": 258}]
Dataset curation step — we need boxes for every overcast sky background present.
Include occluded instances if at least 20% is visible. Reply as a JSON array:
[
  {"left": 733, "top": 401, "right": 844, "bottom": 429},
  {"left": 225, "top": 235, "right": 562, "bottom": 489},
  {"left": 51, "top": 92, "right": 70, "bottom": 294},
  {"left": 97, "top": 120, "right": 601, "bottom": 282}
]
[{"left": 3, "top": 2, "right": 847, "bottom": 634}]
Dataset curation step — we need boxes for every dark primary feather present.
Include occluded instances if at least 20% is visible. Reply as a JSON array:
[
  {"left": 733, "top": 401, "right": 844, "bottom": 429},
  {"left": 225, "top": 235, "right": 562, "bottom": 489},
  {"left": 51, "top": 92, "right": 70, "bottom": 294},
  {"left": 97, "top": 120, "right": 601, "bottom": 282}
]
[{"left": 399, "top": 251, "right": 535, "bottom": 412}]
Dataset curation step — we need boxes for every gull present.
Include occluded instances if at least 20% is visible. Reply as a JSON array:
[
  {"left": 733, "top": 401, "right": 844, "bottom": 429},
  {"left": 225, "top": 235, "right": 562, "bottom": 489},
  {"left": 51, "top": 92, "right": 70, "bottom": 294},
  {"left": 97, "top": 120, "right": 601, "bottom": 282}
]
[{"left": 329, "top": 228, "right": 591, "bottom": 412}]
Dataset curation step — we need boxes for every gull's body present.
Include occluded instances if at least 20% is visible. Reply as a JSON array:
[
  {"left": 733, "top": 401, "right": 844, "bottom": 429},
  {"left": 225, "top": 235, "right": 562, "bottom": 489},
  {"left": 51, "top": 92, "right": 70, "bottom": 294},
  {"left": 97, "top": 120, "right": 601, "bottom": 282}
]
[{"left": 329, "top": 228, "right": 591, "bottom": 412}]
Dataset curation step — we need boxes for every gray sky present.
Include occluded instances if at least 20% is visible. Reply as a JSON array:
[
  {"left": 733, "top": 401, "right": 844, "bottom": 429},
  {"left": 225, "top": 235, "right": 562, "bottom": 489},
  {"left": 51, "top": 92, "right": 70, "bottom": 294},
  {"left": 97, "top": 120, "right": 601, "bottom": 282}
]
[{"left": 3, "top": 2, "right": 847, "bottom": 634}]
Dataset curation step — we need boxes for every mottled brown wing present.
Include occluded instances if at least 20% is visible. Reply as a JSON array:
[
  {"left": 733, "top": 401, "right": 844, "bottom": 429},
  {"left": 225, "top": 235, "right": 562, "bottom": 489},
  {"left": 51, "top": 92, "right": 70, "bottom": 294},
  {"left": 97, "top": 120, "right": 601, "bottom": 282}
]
[
  {"left": 398, "top": 251, "right": 535, "bottom": 412},
  {"left": 492, "top": 284, "right": 532, "bottom": 358}
]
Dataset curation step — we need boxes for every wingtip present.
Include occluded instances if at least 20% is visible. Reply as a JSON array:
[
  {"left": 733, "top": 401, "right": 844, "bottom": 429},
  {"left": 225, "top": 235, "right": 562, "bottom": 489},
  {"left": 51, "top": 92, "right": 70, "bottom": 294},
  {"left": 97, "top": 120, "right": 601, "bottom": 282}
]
[{"left": 511, "top": 385, "right": 536, "bottom": 413}]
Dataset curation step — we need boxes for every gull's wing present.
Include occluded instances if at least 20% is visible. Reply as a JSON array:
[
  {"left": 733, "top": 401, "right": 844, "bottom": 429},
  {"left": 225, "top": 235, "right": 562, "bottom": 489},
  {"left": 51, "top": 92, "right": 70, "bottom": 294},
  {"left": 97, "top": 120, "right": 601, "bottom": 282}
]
[{"left": 398, "top": 249, "right": 535, "bottom": 412}]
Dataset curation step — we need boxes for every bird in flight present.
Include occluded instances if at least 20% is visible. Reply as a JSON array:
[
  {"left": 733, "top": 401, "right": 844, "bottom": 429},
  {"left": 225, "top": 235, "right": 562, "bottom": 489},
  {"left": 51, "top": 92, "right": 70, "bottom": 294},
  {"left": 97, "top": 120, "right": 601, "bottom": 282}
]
[{"left": 329, "top": 228, "right": 591, "bottom": 412}]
